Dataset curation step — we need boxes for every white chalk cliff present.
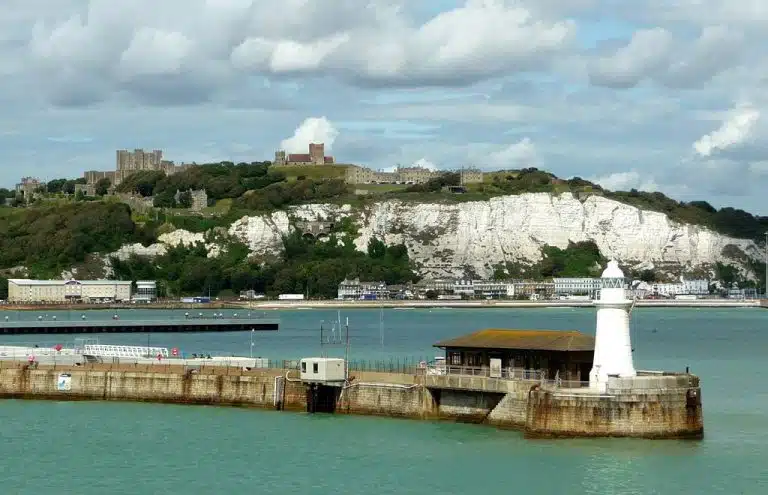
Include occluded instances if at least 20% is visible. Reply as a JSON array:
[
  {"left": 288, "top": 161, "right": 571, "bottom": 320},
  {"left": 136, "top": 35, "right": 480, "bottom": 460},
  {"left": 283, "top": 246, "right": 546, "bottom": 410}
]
[{"left": 112, "top": 193, "right": 761, "bottom": 279}]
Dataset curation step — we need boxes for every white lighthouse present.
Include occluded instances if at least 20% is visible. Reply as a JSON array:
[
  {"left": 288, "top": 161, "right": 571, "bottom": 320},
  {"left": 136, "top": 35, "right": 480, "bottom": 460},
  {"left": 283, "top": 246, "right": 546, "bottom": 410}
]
[{"left": 589, "top": 260, "right": 636, "bottom": 390}]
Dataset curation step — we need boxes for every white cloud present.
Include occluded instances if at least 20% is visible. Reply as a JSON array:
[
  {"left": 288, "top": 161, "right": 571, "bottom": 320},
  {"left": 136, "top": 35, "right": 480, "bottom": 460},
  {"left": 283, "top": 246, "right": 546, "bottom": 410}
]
[
  {"left": 22, "top": 0, "right": 575, "bottom": 97},
  {"left": 693, "top": 106, "right": 760, "bottom": 157},
  {"left": 279, "top": 117, "right": 339, "bottom": 154},
  {"left": 486, "top": 138, "right": 537, "bottom": 169},
  {"left": 589, "top": 171, "right": 659, "bottom": 192},
  {"left": 119, "top": 28, "right": 193, "bottom": 77},
  {"left": 588, "top": 26, "right": 744, "bottom": 89}
]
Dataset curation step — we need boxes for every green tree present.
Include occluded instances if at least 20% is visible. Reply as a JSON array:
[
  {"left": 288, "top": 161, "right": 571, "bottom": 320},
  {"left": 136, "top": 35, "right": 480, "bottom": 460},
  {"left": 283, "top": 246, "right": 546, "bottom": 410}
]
[
  {"left": 177, "top": 190, "right": 193, "bottom": 209},
  {"left": 95, "top": 178, "right": 111, "bottom": 196},
  {"left": 367, "top": 237, "right": 386, "bottom": 258}
]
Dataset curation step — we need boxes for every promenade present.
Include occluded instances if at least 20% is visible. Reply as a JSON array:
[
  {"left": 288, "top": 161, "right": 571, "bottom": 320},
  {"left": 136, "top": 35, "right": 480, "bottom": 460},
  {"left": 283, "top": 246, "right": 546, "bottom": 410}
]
[{"left": 0, "top": 298, "right": 760, "bottom": 312}]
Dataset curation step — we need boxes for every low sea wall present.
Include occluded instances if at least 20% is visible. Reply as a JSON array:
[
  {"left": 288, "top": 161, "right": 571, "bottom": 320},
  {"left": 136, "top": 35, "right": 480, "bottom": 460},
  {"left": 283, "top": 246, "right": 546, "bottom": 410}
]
[
  {"left": 0, "top": 362, "right": 703, "bottom": 439},
  {"left": 526, "top": 374, "right": 703, "bottom": 439}
]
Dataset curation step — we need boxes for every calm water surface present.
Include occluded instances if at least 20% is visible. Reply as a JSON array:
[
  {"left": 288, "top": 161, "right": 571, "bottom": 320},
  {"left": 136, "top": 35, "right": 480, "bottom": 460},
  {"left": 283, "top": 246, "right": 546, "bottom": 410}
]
[{"left": 0, "top": 308, "right": 765, "bottom": 494}]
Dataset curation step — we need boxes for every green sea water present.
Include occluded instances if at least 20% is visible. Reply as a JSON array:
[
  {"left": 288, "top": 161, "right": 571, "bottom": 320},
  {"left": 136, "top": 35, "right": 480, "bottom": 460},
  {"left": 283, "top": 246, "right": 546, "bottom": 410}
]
[{"left": 0, "top": 308, "right": 766, "bottom": 494}]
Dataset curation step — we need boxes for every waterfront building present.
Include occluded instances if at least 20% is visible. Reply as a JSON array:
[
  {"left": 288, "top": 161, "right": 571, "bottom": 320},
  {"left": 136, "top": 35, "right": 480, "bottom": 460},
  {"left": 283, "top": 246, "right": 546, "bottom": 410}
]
[
  {"left": 553, "top": 277, "right": 601, "bottom": 298},
  {"left": 337, "top": 278, "right": 389, "bottom": 300},
  {"left": 473, "top": 280, "right": 514, "bottom": 298},
  {"left": 415, "top": 279, "right": 454, "bottom": 296},
  {"left": 434, "top": 328, "right": 595, "bottom": 382},
  {"left": 134, "top": 281, "right": 157, "bottom": 302},
  {"left": 513, "top": 281, "right": 556, "bottom": 299},
  {"left": 452, "top": 279, "right": 474, "bottom": 297},
  {"left": 8, "top": 279, "right": 132, "bottom": 303},
  {"left": 682, "top": 279, "right": 710, "bottom": 295}
]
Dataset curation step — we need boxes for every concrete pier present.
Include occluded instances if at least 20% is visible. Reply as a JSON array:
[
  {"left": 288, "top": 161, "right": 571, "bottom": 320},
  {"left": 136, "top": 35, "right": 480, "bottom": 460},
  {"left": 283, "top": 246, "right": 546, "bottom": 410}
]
[
  {"left": 0, "top": 361, "right": 702, "bottom": 439},
  {"left": 0, "top": 316, "right": 279, "bottom": 335}
]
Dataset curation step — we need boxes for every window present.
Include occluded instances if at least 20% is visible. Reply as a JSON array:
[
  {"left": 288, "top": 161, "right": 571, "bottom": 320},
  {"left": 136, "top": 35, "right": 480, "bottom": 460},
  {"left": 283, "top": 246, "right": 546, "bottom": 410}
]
[
  {"left": 449, "top": 352, "right": 462, "bottom": 365},
  {"left": 313, "top": 362, "right": 319, "bottom": 374},
  {"left": 301, "top": 361, "right": 307, "bottom": 373}
]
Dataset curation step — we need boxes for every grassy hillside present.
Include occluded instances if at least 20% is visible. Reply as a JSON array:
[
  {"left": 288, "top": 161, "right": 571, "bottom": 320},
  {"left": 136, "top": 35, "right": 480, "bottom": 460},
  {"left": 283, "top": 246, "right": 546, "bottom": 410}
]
[{"left": 5, "top": 162, "right": 766, "bottom": 291}]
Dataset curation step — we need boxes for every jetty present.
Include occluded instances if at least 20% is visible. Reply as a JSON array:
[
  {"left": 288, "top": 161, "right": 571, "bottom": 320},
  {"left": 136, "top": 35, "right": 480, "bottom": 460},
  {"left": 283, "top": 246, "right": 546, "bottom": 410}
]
[
  {"left": 0, "top": 261, "right": 703, "bottom": 439},
  {"left": 0, "top": 313, "right": 279, "bottom": 335}
]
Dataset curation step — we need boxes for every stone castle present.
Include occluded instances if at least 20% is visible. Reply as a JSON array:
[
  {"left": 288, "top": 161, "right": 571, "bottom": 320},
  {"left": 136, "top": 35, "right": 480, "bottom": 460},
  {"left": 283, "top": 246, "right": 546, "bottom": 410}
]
[
  {"left": 274, "top": 143, "right": 334, "bottom": 166},
  {"left": 345, "top": 165, "right": 483, "bottom": 185},
  {"left": 79, "top": 149, "right": 191, "bottom": 195},
  {"left": 272, "top": 142, "right": 483, "bottom": 185}
]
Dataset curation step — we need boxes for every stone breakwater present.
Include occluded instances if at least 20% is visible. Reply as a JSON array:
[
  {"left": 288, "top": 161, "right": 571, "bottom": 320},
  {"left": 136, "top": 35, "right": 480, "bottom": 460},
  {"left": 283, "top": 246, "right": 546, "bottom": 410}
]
[{"left": 0, "top": 362, "right": 703, "bottom": 439}]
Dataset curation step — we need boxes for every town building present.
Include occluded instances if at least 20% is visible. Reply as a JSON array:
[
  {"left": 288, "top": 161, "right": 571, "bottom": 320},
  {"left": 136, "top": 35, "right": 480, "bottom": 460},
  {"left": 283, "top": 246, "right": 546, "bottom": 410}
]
[
  {"left": 452, "top": 279, "right": 514, "bottom": 298},
  {"left": 514, "top": 281, "right": 556, "bottom": 299},
  {"left": 553, "top": 278, "right": 602, "bottom": 298},
  {"left": 415, "top": 279, "right": 455, "bottom": 296},
  {"left": 434, "top": 328, "right": 595, "bottom": 382},
  {"left": 472, "top": 280, "right": 515, "bottom": 299},
  {"left": 8, "top": 279, "right": 132, "bottom": 303},
  {"left": 682, "top": 279, "right": 710, "bottom": 295},
  {"left": 337, "top": 278, "right": 389, "bottom": 300},
  {"left": 274, "top": 143, "right": 334, "bottom": 166},
  {"left": 134, "top": 281, "right": 157, "bottom": 302}
]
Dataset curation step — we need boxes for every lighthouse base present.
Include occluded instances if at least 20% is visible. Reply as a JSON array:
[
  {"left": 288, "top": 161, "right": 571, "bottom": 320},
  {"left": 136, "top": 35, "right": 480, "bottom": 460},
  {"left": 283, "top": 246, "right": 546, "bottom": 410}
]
[{"left": 524, "top": 372, "right": 703, "bottom": 439}]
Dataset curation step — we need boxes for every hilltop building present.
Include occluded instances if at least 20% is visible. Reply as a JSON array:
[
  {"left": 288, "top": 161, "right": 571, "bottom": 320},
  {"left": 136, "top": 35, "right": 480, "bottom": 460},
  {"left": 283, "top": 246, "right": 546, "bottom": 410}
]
[
  {"left": 15, "top": 177, "right": 41, "bottom": 202},
  {"left": 274, "top": 143, "right": 334, "bottom": 166},
  {"left": 344, "top": 165, "right": 484, "bottom": 185},
  {"left": 174, "top": 189, "right": 208, "bottom": 212},
  {"left": 82, "top": 149, "right": 191, "bottom": 191}
]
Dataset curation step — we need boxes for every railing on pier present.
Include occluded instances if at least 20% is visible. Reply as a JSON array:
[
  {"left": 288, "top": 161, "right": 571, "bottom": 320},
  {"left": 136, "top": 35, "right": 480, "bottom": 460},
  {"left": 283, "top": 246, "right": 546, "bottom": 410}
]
[
  {"left": 539, "top": 379, "right": 591, "bottom": 391},
  {"left": 424, "top": 365, "right": 545, "bottom": 381},
  {"left": 83, "top": 345, "right": 170, "bottom": 358}
]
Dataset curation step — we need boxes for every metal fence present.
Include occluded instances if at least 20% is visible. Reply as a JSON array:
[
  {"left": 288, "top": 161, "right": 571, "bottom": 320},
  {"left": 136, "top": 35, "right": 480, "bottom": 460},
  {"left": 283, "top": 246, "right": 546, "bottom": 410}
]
[{"left": 425, "top": 365, "right": 545, "bottom": 381}]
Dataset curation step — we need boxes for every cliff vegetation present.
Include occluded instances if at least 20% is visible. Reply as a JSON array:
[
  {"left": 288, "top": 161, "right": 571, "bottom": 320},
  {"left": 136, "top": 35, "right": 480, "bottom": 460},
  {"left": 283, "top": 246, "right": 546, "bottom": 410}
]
[
  {"left": 110, "top": 234, "right": 416, "bottom": 298},
  {"left": 1, "top": 162, "right": 766, "bottom": 293}
]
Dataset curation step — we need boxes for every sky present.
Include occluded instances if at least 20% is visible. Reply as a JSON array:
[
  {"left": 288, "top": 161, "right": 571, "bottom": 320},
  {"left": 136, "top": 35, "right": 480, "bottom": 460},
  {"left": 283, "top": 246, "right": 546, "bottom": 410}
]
[{"left": 2, "top": 0, "right": 768, "bottom": 213}]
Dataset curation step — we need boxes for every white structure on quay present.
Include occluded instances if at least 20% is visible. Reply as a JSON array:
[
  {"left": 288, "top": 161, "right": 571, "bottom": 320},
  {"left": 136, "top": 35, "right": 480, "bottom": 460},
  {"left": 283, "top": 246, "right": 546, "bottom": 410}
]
[
  {"left": 8, "top": 279, "right": 132, "bottom": 303},
  {"left": 589, "top": 260, "right": 636, "bottom": 390}
]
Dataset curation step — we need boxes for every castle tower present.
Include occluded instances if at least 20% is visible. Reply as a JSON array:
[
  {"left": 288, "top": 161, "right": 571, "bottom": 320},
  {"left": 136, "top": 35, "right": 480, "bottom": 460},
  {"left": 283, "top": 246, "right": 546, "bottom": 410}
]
[
  {"left": 275, "top": 150, "right": 286, "bottom": 166},
  {"left": 589, "top": 260, "right": 636, "bottom": 390},
  {"left": 309, "top": 143, "right": 324, "bottom": 165}
]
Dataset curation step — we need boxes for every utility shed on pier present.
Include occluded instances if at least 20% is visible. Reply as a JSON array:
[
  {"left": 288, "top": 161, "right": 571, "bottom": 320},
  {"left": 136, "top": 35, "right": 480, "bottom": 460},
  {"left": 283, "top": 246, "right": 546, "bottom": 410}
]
[{"left": 434, "top": 329, "right": 595, "bottom": 381}]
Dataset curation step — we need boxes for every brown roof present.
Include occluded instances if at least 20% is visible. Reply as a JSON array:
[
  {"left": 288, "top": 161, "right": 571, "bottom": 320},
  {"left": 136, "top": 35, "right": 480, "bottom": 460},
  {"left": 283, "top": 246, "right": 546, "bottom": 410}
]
[
  {"left": 287, "top": 153, "right": 311, "bottom": 162},
  {"left": 434, "top": 329, "right": 595, "bottom": 352}
]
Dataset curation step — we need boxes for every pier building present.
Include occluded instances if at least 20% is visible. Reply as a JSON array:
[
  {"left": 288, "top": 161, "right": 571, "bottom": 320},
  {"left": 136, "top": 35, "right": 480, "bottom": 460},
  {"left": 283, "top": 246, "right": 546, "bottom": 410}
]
[
  {"left": 0, "top": 261, "right": 702, "bottom": 439},
  {"left": 434, "top": 329, "right": 594, "bottom": 383}
]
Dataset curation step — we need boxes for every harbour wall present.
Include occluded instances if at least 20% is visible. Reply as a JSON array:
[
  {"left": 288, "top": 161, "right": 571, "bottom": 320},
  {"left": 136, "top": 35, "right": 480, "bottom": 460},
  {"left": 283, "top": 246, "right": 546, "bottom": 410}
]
[
  {"left": 525, "top": 374, "right": 704, "bottom": 439},
  {"left": 0, "top": 363, "right": 703, "bottom": 439}
]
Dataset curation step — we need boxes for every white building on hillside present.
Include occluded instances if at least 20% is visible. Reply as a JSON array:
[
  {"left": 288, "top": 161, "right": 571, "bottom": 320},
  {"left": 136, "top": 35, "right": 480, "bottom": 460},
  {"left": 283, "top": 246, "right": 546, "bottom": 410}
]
[{"left": 8, "top": 279, "right": 132, "bottom": 303}]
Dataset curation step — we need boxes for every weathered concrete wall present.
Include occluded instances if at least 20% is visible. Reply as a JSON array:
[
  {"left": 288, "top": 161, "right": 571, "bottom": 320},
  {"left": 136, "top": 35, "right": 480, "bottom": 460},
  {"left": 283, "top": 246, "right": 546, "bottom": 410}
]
[
  {"left": 337, "top": 383, "right": 435, "bottom": 419},
  {"left": 0, "top": 364, "right": 307, "bottom": 411},
  {"left": 486, "top": 381, "right": 533, "bottom": 428},
  {"left": 0, "top": 363, "right": 704, "bottom": 439},
  {"left": 525, "top": 382, "right": 704, "bottom": 439}
]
